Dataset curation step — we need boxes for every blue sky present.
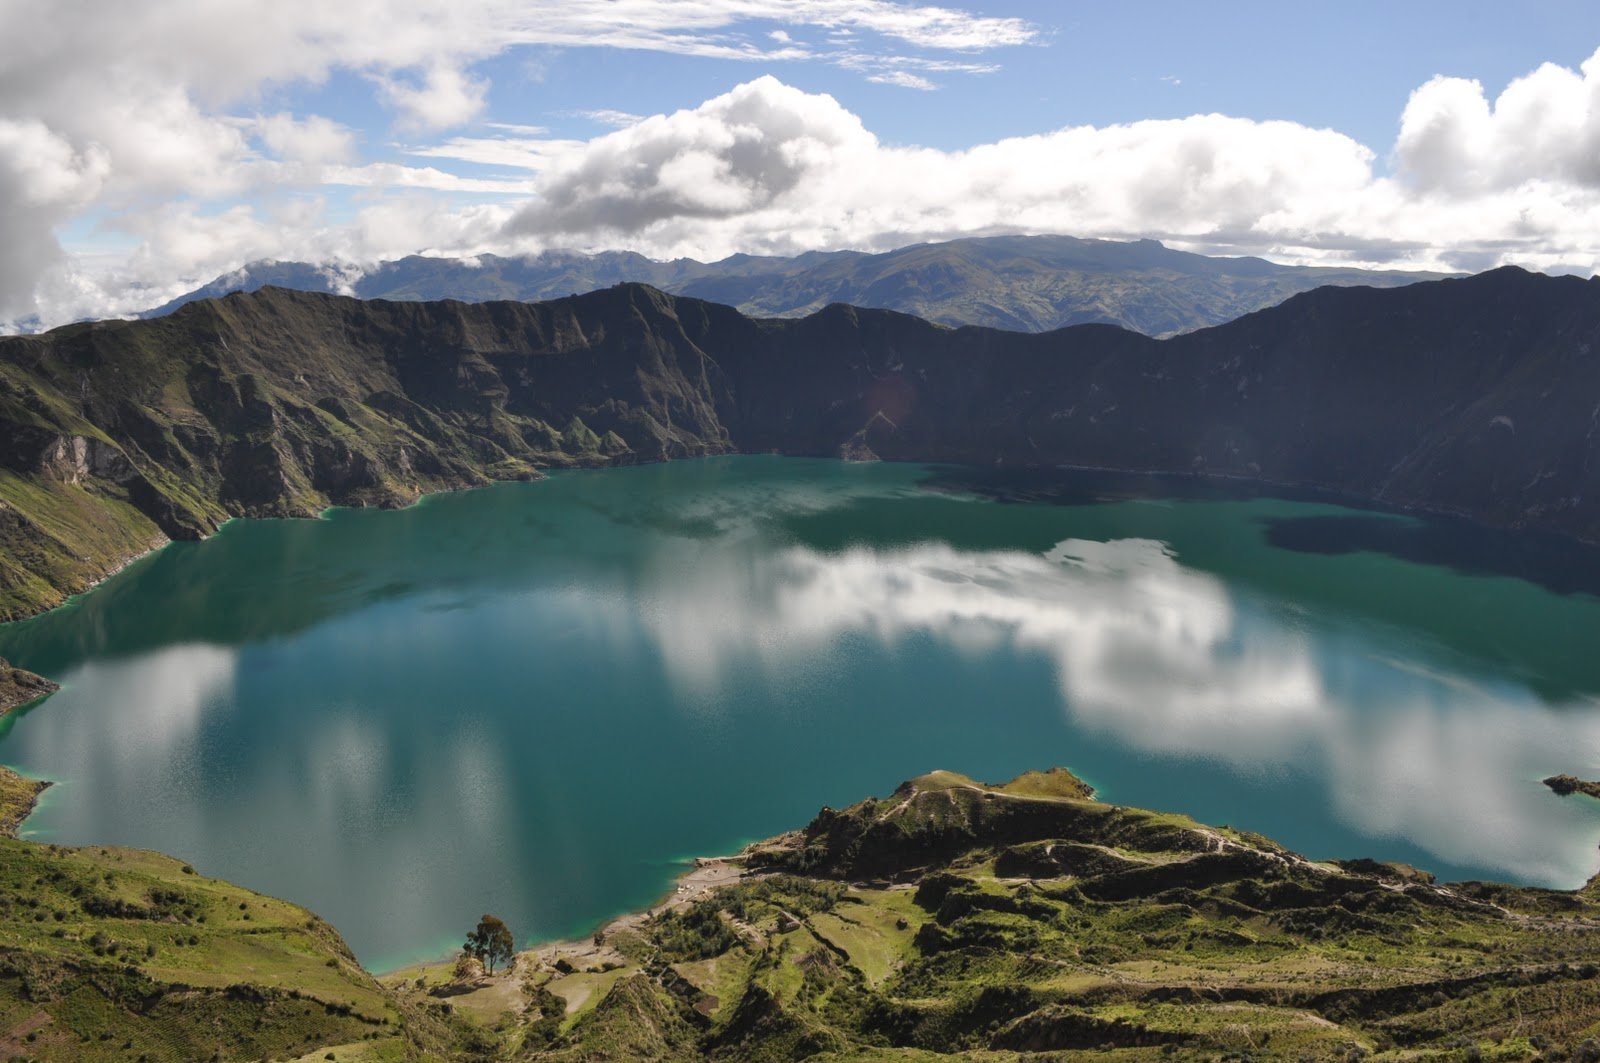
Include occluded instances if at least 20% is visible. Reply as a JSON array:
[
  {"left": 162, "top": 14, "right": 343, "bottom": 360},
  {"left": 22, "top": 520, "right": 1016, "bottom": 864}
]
[
  {"left": 280, "top": 2, "right": 1600, "bottom": 165},
  {"left": 8, "top": 1, "right": 1600, "bottom": 327}
]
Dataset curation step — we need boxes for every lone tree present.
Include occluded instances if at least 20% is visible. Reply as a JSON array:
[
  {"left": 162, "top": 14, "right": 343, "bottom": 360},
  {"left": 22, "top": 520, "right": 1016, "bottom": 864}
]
[{"left": 464, "top": 914, "right": 514, "bottom": 976}]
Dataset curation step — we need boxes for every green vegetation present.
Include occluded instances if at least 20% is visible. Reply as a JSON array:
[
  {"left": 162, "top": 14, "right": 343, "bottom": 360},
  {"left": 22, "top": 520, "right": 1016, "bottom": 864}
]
[
  {"left": 0, "top": 284, "right": 735, "bottom": 620},
  {"left": 0, "top": 765, "right": 491, "bottom": 1061},
  {"left": 6, "top": 758, "right": 1600, "bottom": 1057},
  {"left": 464, "top": 918, "right": 514, "bottom": 977},
  {"left": 497, "top": 769, "right": 1600, "bottom": 1061},
  {"left": 4, "top": 266, "right": 1600, "bottom": 619}
]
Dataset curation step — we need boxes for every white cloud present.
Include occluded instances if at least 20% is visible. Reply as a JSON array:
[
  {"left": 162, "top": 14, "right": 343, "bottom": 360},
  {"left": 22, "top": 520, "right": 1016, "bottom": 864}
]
[
  {"left": 322, "top": 161, "right": 535, "bottom": 194},
  {"left": 495, "top": 65, "right": 1600, "bottom": 275},
  {"left": 1396, "top": 54, "right": 1600, "bottom": 194},
  {"left": 0, "top": 0, "right": 1035, "bottom": 328},
  {"left": 867, "top": 71, "right": 938, "bottom": 90},
  {"left": 0, "top": 120, "right": 108, "bottom": 318},
  {"left": 14, "top": 11, "right": 1600, "bottom": 330},
  {"left": 509, "top": 78, "right": 879, "bottom": 238},
  {"left": 504, "top": 76, "right": 1382, "bottom": 257},
  {"left": 573, "top": 109, "right": 646, "bottom": 129},
  {"left": 404, "top": 134, "right": 588, "bottom": 172},
  {"left": 377, "top": 63, "right": 491, "bottom": 131},
  {"left": 254, "top": 113, "right": 356, "bottom": 166}
]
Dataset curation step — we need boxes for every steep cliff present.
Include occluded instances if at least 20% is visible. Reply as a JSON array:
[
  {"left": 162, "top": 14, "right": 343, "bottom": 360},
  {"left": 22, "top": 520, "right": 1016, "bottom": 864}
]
[{"left": 1, "top": 267, "right": 1597, "bottom": 618}]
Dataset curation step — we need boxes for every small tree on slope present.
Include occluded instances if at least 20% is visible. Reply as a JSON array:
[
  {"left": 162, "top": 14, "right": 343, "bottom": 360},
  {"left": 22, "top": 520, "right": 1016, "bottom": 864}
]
[{"left": 465, "top": 914, "right": 514, "bottom": 976}]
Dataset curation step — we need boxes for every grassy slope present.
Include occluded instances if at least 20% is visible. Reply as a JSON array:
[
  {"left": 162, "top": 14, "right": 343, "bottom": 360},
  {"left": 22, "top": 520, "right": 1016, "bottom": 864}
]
[
  {"left": 0, "top": 473, "right": 168, "bottom": 622},
  {"left": 0, "top": 286, "right": 723, "bottom": 620},
  {"left": 2, "top": 754, "right": 1600, "bottom": 1058},
  {"left": 463, "top": 768, "right": 1600, "bottom": 1061},
  {"left": 0, "top": 764, "right": 503, "bottom": 1062}
]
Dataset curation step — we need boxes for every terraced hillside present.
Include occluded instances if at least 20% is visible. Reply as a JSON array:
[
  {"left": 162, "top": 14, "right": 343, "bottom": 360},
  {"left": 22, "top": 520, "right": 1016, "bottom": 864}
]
[
  {"left": 397, "top": 768, "right": 1600, "bottom": 1061},
  {"left": 2, "top": 750, "right": 1600, "bottom": 1058}
]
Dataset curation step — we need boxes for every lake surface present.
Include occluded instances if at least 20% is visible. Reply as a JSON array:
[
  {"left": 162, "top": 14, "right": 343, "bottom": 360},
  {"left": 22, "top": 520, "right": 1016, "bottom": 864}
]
[{"left": 2, "top": 456, "right": 1600, "bottom": 970}]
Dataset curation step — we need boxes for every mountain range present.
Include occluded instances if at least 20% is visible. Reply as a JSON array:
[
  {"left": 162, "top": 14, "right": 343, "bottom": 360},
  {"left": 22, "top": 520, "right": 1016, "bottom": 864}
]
[
  {"left": 144, "top": 235, "right": 1452, "bottom": 337},
  {"left": 1, "top": 265, "right": 1596, "bottom": 620}
]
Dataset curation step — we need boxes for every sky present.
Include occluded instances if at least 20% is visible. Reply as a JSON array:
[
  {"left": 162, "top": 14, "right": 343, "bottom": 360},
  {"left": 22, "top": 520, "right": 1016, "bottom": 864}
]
[{"left": 6, "top": 0, "right": 1600, "bottom": 329}]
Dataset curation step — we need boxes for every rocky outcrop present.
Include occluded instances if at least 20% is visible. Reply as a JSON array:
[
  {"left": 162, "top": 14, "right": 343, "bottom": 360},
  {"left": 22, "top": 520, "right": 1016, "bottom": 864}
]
[
  {"left": 1, "top": 266, "right": 1598, "bottom": 618},
  {"left": 1546, "top": 775, "right": 1600, "bottom": 800},
  {"left": 0, "top": 657, "right": 55, "bottom": 714},
  {"left": 528, "top": 766, "right": 1600, "bottom": 1059},
  {"left": 35, "top": 435, "right": 137, "bottom": 485}
]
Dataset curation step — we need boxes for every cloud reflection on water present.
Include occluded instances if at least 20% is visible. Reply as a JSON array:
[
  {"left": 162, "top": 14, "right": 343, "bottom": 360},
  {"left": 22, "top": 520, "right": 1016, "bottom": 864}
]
[
  {"left": 9, "top": 504, "right": 1600, "bottom": 968},
  {"left": 628, "top": 536, "right": 1600, "bottom": 885}
]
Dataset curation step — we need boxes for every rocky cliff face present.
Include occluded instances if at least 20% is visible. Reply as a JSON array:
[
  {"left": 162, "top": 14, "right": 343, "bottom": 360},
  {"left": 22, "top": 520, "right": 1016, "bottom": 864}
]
[{"left": 0, "top": 266, "right": 1596, "bottom": 618}]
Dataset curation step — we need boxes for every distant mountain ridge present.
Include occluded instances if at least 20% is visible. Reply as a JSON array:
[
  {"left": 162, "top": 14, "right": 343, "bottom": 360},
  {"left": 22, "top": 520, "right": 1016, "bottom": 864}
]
[
  {"left": 145, "top": 235, "right": 1454, "bottom": 337},
  {"left": 2, "top": 265, "right": 1597, "bottom": 620}
]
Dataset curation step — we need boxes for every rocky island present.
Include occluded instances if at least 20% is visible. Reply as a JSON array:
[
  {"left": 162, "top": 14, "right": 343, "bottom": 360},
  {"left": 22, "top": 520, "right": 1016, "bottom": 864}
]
[{"left": 1546, "top": 775, "right": 1600, "bottom": 801}]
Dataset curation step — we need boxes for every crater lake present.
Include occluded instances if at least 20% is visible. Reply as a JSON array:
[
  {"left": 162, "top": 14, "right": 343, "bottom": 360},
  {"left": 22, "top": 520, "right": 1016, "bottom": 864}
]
[{"left": 1, "top": 456, "right": 1598, "bottom": 970}]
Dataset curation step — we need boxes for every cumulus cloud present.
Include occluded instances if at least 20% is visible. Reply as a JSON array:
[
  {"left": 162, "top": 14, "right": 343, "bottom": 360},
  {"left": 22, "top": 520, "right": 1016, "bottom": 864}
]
[
  {"left": 1396, "top": 55, "right": 1600, "bottom": 193},
  {"left": 504, "top": 76, "right": 1381, "bottom": 256},
  {"left": 0, "top": 120, "right": 108, "bottom": 318},
  {"left": 497, "top": 61, "right": 1600, "bottom": 273},
  {"left": 0, "top": 0, "right": 1035, "bottom": 328},
  {"left": 378, "top": 64, "right": 491, "bottom": 131},
  {"left": 254, "top": 113, "right": 357, "bottom": 166},
  {"left": 510, "top": 78, "right": 878, "bottom": 238},
  {"left": 13, "top": 8, "right": 1600, "bottom": 330}
]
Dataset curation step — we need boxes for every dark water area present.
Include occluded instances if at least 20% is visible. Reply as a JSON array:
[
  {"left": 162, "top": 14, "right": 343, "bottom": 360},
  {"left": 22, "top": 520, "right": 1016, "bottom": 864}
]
[{"left": 1, "top": 457, "right": 1598, "bottom": 970}]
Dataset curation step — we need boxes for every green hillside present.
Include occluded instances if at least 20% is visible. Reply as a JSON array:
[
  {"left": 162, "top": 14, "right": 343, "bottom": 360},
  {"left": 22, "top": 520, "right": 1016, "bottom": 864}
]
[
  {"left": 3, "top": 728, "right": 1600, "bottom": 1059},
  {"left": 372, "top": 768, "right": 1600, "bottom": 1061},
  {"left": 0, "top": 757, "right": 488, "bottom": 1062}
]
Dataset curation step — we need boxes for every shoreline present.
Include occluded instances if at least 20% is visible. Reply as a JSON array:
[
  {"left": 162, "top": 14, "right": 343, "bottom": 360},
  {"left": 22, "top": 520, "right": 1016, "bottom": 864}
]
[
  {"left": 5, "top": 451, "right": 1600, "bottom": 631},
  {"left": 0, "top": 764, "right": 51, "bottom": 839},
  {"left": 377, "top": 851, "right": 755, "bottom": 982},
  {"left": 1, "top": 454, "right": 1599, "bottom": 988}
]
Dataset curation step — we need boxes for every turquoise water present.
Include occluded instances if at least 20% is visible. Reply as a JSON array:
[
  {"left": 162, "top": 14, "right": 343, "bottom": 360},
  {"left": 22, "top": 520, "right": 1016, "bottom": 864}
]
[{"left": 1, "top": 456, "right": 1599, "bottom": 970}]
